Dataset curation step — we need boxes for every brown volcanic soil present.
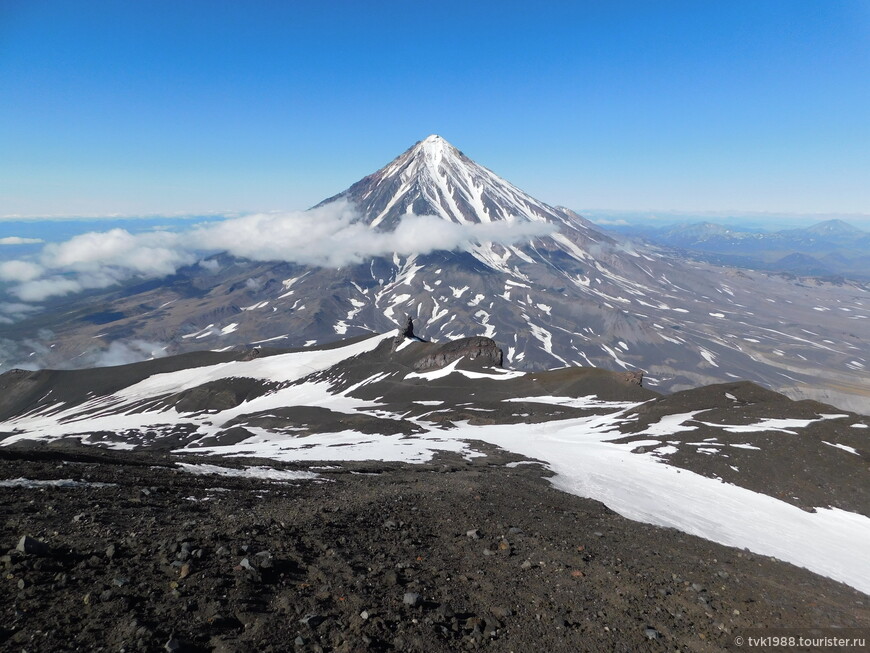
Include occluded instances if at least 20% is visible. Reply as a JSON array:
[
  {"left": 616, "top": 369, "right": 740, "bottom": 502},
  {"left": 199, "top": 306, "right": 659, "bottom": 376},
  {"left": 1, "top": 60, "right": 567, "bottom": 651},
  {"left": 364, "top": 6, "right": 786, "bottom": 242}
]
[{"left": 1, "top": 443, "right": 868, "bottom": 653}]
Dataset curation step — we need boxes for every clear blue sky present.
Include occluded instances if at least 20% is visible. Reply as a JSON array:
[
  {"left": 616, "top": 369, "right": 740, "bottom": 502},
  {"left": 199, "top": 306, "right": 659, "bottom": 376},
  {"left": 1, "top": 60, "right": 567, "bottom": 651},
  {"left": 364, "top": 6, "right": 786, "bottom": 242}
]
[{"left": 1, "top": 0, "right": 868, "bottom": 218}]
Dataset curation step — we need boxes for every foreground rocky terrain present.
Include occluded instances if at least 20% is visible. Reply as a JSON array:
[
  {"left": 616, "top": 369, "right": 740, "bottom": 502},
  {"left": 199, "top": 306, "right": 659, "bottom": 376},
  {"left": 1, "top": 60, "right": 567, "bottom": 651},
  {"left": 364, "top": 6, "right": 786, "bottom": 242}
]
[
  {"left": 1, "top": 328, "right": 868, "bottom": 651},
  {"left": 2, "top": 443, "right": 868, "bottom": 653}
]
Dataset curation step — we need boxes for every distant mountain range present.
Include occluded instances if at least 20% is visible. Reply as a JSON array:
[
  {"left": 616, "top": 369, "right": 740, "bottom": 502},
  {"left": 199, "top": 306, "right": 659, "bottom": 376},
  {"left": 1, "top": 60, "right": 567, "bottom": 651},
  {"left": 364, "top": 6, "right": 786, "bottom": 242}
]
[
  {"left": 0, "top": 136, "right": 868, "bottom": 413},
  {"left": 607, "top": 219, "right": 870, "bottom": 279}
]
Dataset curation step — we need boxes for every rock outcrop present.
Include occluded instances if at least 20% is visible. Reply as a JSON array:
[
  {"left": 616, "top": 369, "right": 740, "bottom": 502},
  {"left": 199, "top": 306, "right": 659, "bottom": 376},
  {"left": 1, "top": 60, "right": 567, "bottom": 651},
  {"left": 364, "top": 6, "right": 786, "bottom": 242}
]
[
  {"left": 413, "top": 336, "right": 503, "bottom": 372},
  {"left": 619, "top": 371, "right": 644, "bottom": 387}
]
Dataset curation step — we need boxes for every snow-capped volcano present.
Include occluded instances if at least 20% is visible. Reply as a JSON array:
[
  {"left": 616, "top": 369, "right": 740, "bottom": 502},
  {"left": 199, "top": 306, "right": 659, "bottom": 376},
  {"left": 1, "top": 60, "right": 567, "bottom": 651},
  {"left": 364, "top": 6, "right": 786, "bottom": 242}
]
[
  {"left": 316, "top": 133, "right": 605, "bottom": 274},
  {"left": 1, "top": 136, "right": 868, "bottom": 413},
  {"left": 317, "top": 134, "right": 584, "bottom": 231}
]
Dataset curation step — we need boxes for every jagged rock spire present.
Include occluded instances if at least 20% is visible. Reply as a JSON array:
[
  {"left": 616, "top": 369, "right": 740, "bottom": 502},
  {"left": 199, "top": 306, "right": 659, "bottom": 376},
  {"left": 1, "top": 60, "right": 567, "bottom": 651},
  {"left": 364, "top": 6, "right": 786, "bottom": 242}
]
[
  {"left": 400, "top": 315, "right": 415, "bottom": 339},
  {"left": 392, "top": 314, "right": 417, "bottom": 350}
]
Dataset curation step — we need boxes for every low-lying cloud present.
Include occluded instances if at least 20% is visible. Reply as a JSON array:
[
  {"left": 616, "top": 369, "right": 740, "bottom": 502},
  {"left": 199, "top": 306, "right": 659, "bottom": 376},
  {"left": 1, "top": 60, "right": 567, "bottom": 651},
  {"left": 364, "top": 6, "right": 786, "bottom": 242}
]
[
  {"left": 0, "top": 333, "right": 167, "bottom": 371},
  {"left": 0, "top": 261, "right": 43, "bottom": 282},
  {"left": 0, "top": 236, "right": 44, "bottom": 245},
  {"left": 0, "top": 201, "right": 556, "bottom": 302},
  {"left": 0, "top": 302, "right": 40, "bottom": 325},
  {"left": 90, "top": 339, "right": 168, "bottom": 367}
]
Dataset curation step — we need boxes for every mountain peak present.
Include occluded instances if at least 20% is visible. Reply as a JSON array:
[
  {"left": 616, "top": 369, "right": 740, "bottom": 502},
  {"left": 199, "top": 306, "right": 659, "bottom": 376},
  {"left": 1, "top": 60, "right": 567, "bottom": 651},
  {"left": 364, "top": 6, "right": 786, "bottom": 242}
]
[
  {"left": 409, "top": 134, "right": 459, "bottom": 170},
  {"left": 317, "top": 135, "right": 578, "bottom": 231},
  {"left": 804, "top": 219, "right": 864, "bottom": 236},
  {"left": 421, "top": 133, "right": 446, "bottom": 145}
]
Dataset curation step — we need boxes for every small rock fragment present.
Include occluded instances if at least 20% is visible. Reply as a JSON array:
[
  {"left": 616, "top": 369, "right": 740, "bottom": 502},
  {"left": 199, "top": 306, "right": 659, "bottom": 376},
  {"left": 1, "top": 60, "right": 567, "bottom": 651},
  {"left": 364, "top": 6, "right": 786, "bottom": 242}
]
[
  {"left": 16, "top": 535, "right": 50, "bottom": 557},
  {"left": 403, "top": 592, "right": 422, "bottom": 607},
  {"left": 300, "top": 614, "right": 325, "bottom": 628}
]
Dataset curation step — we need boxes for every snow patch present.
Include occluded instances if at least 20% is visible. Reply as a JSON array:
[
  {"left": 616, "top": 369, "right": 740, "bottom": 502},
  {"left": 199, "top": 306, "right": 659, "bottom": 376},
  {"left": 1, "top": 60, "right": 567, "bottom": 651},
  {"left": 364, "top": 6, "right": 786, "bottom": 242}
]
[
  {"left": 822, "top": 441, "right": 859, "bottom": 455},
  {"left": 0, "top": 478, "right": 117, "bottom": 488},
  {"left": 176, "top": 463, "right": 320, "bottom": 481}
]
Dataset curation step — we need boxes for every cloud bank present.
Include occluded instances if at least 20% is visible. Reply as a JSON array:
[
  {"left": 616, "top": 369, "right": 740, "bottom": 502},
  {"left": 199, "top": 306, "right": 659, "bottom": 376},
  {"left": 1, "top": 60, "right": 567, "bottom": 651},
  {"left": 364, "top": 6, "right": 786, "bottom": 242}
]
[
  {"left": 0, "top": 201, "right": 556, "bottom": 302},
  {"left": 0, "top": 333, "right": 167, "bottom": 371}
]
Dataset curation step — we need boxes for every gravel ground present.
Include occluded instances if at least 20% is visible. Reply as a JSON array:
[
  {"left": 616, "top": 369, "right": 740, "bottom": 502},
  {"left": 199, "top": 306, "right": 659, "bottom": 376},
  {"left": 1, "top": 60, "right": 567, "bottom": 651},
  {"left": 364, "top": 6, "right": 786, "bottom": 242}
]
[{"left": 1, "top": 443, "right": 868, "bottom": 652}]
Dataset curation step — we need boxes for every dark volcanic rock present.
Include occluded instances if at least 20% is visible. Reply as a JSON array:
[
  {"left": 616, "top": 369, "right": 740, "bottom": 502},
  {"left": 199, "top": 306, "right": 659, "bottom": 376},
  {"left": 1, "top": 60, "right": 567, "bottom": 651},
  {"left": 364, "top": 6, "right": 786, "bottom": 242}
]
[
  {"left": 413, "top": 337, "right": 503, "bottom": 371},
  {"left": 0, "top": 446, "right": 866, "bottom": 652},
  {"left": 0, "top": 350, "right": 263, "bottom": 422},
  {"left": 158, "top": 378, "right": 279, "bottom": 412},
  {"left": 220, "top": 405, "right": 425, "bottom": 438},
  {"left": 400, "top": 315, "right": 416, "bottom": 340},
  {"left": 16, "top": 535, "right": 50, "bottom": 557}
]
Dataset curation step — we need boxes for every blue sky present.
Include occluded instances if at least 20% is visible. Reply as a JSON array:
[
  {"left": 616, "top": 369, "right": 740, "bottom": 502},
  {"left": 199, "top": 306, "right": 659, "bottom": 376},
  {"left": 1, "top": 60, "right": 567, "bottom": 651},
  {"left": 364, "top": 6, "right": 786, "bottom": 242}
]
[{"left": 1, "top": 0, "right": 868, "bottom": 219}]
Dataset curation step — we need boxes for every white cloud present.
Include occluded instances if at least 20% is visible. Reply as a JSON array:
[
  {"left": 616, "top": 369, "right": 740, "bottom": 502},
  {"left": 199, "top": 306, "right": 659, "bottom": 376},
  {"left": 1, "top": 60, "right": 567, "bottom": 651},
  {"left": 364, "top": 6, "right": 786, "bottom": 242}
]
[
  {"left": 198, "top": 259, "right": 220, "bottom": 272},
  {"left": 42, "top": 228, "right": 194, "bottom": 276},
  {"left": 5, "top": 200, "right": 557, "bottom": 301},
  {"left": 0, "top": 260, "right": 44, "bottom": 282},
  {"left": 13, "top": 277, "right": 84, "bottom": 302},
  {"left": 188, "top": 202, "right": 555, "bottom": 267},
  {"left": 0, "top": 332, "right": 168, "bottom": 371},
  {"left": 91, "top": 339, "right": 168, "bottom": 367},
  {"left": 0, "top": 237, "right": 44, "bottom": 245},
  {"left": 0, "top": 302, "right": 39, "bottom": 324},
  {"left": 589, "top": 218, "right": 629, "bottom": 226}
]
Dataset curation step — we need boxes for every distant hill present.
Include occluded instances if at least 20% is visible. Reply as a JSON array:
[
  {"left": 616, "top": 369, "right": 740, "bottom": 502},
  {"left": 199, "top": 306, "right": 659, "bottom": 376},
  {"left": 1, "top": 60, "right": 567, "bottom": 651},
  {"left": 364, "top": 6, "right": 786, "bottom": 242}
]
[{"left": 607, "top": 219, "right": 870, "bottom": 279}]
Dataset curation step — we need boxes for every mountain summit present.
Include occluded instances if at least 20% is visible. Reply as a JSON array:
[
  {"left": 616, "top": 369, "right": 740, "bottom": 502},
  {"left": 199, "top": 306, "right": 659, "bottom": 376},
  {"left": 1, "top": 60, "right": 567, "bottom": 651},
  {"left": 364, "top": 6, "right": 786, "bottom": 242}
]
[{"left": 317, "top": 134, "right": 582, "bottom": 230}]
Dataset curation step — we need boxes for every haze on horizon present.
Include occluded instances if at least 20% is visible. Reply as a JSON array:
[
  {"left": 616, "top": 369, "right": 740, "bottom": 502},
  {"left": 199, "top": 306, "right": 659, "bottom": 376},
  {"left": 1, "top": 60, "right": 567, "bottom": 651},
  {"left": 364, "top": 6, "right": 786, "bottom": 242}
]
[{"left": 1, "top": 1, "right": 868, "bottom": 221}]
